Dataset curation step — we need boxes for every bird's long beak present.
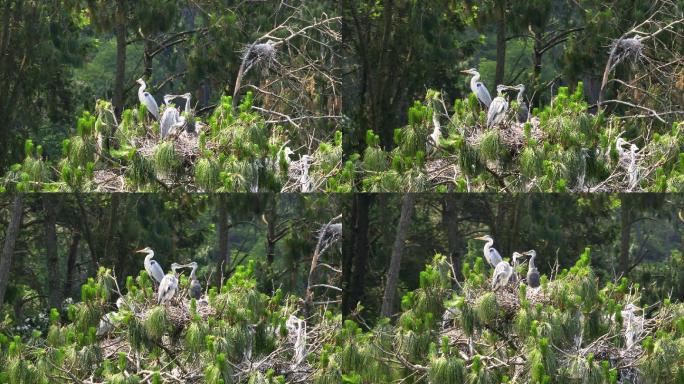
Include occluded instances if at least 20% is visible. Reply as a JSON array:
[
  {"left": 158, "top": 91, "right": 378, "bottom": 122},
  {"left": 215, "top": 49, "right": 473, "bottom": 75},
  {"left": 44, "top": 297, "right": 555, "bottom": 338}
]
[
  {"left": 473, "top": 235, "right": 486, "bottom": 240},
  {"left": 135, "top": 249, "right": 145, "bottom": 253},
  {"left": 460, "top": 70, "right": 471, "bottom": 74}
]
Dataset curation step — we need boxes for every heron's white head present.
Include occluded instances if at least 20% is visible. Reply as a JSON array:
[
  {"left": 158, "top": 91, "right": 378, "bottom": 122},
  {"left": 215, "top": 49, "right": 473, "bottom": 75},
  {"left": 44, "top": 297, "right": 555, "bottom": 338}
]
[
  {"left": 474, "top": 234, "right": 493, "bottom": 242},
  {"left": 461, "top": 68, "right": 478, "bottom": 76},
  {"left": 116, "top": 297, "right": 125, "bottom": 309},
  {"left": 135, "top": 246, "right": 153, "bottom": 254},
  {"left": 136, "top": 78, "right": 145, "bottom": 85},
  {"left": 523, "top": 249, "right": 537, "bottom": 258},
  {"left": 170, "top": 263, "right": 182, "bottom": 273},
  {"left": 514, "top": 84, "right": 525, "bottom": 92},
  {"left": 512, "top": 252, "right": 523, "bottom": 262}
]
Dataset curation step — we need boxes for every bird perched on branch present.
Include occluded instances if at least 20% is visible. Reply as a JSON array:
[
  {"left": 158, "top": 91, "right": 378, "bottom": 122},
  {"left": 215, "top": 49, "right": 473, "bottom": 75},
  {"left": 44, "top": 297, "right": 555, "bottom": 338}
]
[
  {"left": 136, "top": 247, "right": 165, "bottom": 285},
  {"left": 136, "top": 78, "right": 159, "bottom": 121},
  {"left": 474, "top": 235, "right": 503, "bottom": 268},
  {"left": 461, "top": 68, "right": 492, "bottom": 108}
]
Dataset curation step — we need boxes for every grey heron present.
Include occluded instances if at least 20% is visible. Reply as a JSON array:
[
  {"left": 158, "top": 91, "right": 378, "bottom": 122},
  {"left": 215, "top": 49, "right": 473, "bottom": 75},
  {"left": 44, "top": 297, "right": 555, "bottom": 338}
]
[
  {"left": 96, "top": 297, "right": 126, "bottom": 337},
  {"left": 474, "top": 235, "right": 503, "bottom": 267},
  {"left": 300, "top": 155, "right": 312, "bottom": 192},
  {"left": 508, "top": 251, "right": 524, "bottom": 284},
  {"left": 158, "top": 263, "right": 182, "bottom": 305},
  {"left": 185, "top": 262, "right": 202, "bottom": 300},
  {"left": 524, "top": 250, "right": 540, "bottom": 288},
  {"left": 486, "top": 85, "right": 509, "bottom": 128},
  {"left": 510, "top": 84, "right": 529, "bottom": 123},
  {"left": 136, "top": 247, "right": 165, "bottom": 284},
  {"left": 627, "top": 143, "right": 639, "bottom": 191},
  {"left": 136, "top": 78, "right": 159, "bottom": 120},
  {"left": 491, "top": 252, "right": 522, "bottom": 290},
  {"left": 178, "top": 92, "right": 196, "bottom": 133},
  {"left": 461, "top": 68, "right": 492, "bottom": 108},
  {"left": 160, "top": 95, "right": 182, "bottom": 140}
]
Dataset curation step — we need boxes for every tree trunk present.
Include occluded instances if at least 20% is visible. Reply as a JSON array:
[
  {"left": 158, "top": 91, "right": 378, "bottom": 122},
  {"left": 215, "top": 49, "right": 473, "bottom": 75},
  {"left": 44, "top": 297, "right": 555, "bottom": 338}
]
[
  {"left": 216, "top": 196, "right": 230, "bottom": 286},
  {"left": 619, "top": 196, "right": 631, "bottom": 276},
  {"left": 532, "top": 28, "right": 543, "bottom": 106},
  {"left": 494, "top": 1, "right": 507, "bottom": 86},
  {"left": 103, "top": 194, "right": 119, "bottom": 263},
  {"left": 0, "top": 194, "right": 23, "bottom": 304},
  {"left": 113, "top": 0, "right": 127, "bottom": 117},
  {"left": 341, "top": 195, "right": 357, "bottom": 315},
  {"left": 43, "top": 196, "right": 62, "bottom": 309},
  {"left": 63, "top": 231, "right": 81, "bottom": 300},
  {"left": 381, "top": 194, "right": 415, "bottom": 318},
  {"left": 264, "top": 206, "right": 277, "bottom": 294},
  {"left": 442, "top": 195, "right": 463, "bottom": 280},
  {"left": 342, "top": 194, "right": 372, "bottom": 316}
]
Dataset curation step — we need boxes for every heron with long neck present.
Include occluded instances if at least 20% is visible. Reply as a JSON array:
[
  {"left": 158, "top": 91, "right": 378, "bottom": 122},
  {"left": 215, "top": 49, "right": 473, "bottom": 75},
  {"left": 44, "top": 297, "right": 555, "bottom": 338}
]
[
  {"left": 186, "top": 262, "right": 202, "bottom": 300},
  {"left": 160, "top": 95, "right": 181, "bottom": 140},
  {"left": 524, "top": 250, "right": 540, "bottom": 288},
  {"left": 461, "top": 68, "right": 492, "bottom": 108},
  {"left": 136, "top": 78, "right": 159, "bottom": 120},
  {"left": 491, "top": 252, "right": 522, "bottom": 290},
  {"left": 511, "top": 84, "right": 529, "bottom": 123},
  {"left": 474, "top": 235, "right": 503, "bottom": 268},
  {"left": 487, "top": 84, "right": 510, "bottom": 128},
  {"left": 158, "top": 263, "right": 182, "bottom": 305},
  {"left": 135, "top": 247, "right": 165, "bottom": 284}
]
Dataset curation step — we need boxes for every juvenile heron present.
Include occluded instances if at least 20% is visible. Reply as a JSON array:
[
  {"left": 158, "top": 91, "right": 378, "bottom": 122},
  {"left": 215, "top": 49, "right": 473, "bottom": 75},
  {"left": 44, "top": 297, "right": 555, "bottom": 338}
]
[
  {"left": 160, "top": 95, "right": 181, "bottom": 140},
  {"left": 511, "top": 84, "right": 529, "bottom": 123},
  {"left": 474, "top": 235, "right": 503, "bottom": 268},
  {"left": 487, "top": 85, "right": 509, "bottom": 128},
  {"left": 136, "top": 78, "right": 159, "bottom": 120},
  {"left": 136, "top": 247, "right": 165, "bottom": 284},
  {"left": 461, "top": 68, "right": 492, "bottom": 108},
  {"left": 158, "top": 263, "right": 182, "bottom": 305},
  {"left": 524, "top": 250, "right": 540, "bottom": 288},
  {"left": 508, "top": 251, "right": 525, "bottom": 284},
  {"left": 187, "top": 262, "right": 202, "bottom": 300},
  {"left": 491, "top": 252, "right": 522, "bottom": 290}
]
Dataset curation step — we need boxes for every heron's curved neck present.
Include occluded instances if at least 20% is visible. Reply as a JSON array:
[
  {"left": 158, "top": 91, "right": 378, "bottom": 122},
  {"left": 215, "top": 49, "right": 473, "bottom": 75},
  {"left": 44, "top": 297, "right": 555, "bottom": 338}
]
[
  {"left": 190, "top": 264, "right": 197, "bottom": 279},
  {"left": 529, "top": 254, "right": 536, "bottom": 269},
  {"left": 484, "top": 238, "right": 494, "bottom": 251},
  {"left": 138, "top": 81, "right": 147, "bottom": 96},
  {"left": 470, "top": 73, "right": 480, "bottom": 88},
  {"left": 144, "top": 251, "right": 154, "bottom": 262},
  {"left": 185, "top": 94, "right": 191, "bottom": 114},
  {"left": 517, "top": 88, "right": 525, "bottom": 104}
]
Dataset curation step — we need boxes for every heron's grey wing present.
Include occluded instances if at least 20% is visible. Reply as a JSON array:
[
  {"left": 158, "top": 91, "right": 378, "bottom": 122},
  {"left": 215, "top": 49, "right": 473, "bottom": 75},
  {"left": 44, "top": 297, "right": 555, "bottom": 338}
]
[
  {"left": 517, "top": 103, "right": 529, "bottom": 123},
  {"left": 491, "top": 262, "right": 506, "bottom": 289},
  {"left": 487, "top": 98, "right": 507, "bottom": 127},
  {"left": 527, "top": 268, "right": 540, "bottom": 288},
  {"left": 477, "top": 82, "right": 492, "bottom": 107},
  {"left": 160, "top": 108, "right": 176, "bottom": 139},
  {"left": 489, "top": 247, "right": 503, "bottom": 266},
  {"left": 143, "top": 92, "right": 159, "bottom": 120},
  {"left": 157, "top": 276, "right": 171, "bottom": 303},
  {"left": 190, "top": 281, "right": 202, "bottom": 299},
  {"left": 149, "top": 260, "right": 165, "bottom": 283}
]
